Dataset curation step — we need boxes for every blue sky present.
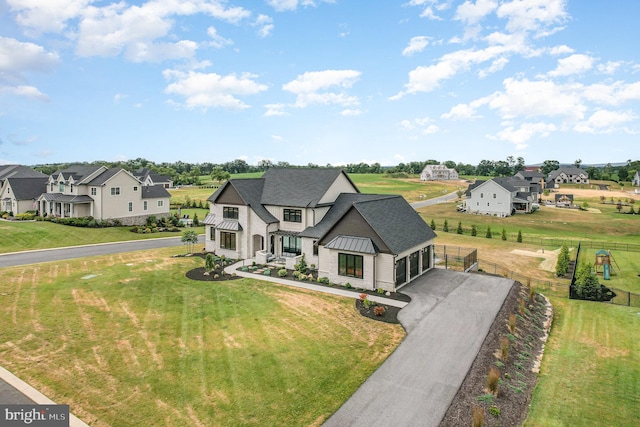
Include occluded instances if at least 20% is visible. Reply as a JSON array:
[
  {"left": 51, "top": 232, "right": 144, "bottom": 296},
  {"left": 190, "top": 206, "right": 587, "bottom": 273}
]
[{"left": 1, "top": 0, "right": 639, "bottom": 167}]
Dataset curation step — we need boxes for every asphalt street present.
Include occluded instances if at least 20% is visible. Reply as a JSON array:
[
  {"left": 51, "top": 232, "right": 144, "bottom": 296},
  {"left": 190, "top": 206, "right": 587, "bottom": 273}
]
[{"left": 0, "top": 235, "right": 202, "bottom": 268}]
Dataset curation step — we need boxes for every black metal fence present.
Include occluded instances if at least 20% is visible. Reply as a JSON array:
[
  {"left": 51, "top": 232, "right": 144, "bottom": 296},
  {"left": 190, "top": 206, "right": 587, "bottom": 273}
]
[{"left": 434, "top": 245, "right": 478, "bottom": 272}]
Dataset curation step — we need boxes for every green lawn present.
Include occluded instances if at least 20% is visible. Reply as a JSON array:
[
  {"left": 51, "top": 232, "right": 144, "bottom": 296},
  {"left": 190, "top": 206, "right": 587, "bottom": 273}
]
[
  {"left": 0, "top": 247, "right": 403, "bottom": 426},
  {"left": 525, "top": 298, "right": 640, "bottom": 426},
  {"left": 0, "top": 220, "right": 204, "bottom": 254}
]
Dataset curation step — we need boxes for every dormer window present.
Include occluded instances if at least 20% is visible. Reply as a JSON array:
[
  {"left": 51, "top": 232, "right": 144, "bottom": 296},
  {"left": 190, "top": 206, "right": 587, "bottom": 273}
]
[
  {"left": 50, "top": 183, "right": 54, "bottom": 191},
  {"left": 59, "top": 182, "right": 64, "bottom": 192},
  {"left": 70, "top": 184, "right": 74, "bottom": 193}
]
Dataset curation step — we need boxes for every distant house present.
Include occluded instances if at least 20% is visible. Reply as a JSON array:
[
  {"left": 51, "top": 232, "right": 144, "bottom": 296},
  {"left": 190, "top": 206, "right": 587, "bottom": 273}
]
[
  {"left": 547, "top": 167, "right": 589, "bottom": 186},
  {"left": 204, "top": 168, "right": 436, "bottom": 292},
  {"left": 465, "top": 177, "right": 537, "bottom": 216},
  {"left": 633, "top": 171, "right": 640, "bottom": 187},
  {"left": 0, "top": 177, "right": 48, "bottom": 214},
  {"left": 513, "top": 170, "right": 546, "bottom": 190},
  {"left": 0, "top": 165, "right": 48, "bottom": 214},
  {"left": 37, "top": 165, "right": 170, "bottom": 225},
  {"left": 133, "top": 168, "right": 173, "bottom": 188},
  {"left": 420, "top": 164, "right": 459, "bottom": 181}
]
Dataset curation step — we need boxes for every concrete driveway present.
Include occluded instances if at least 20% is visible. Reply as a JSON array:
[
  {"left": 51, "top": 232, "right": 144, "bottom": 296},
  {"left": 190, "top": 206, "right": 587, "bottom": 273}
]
[{"left": 324, "top": 269, "right": 513, "bottom": 427}]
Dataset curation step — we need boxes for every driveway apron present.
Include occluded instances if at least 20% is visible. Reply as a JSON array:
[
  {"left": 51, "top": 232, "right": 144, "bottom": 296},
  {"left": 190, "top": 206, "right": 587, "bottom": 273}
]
[{"left": 324, "top": 269, "right": 513, "bottom": 427}]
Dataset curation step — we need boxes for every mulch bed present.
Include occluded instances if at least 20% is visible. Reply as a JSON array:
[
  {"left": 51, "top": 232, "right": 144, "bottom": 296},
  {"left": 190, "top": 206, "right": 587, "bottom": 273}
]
[
  {"left": 355, "top": 299, "right": 402, "bottom": 324},
  {"left": 185, "top": 267, "right": 241, "bottom": 282},
  {"left": 439, "top": 281, "right": 553, "bottom": 427}
]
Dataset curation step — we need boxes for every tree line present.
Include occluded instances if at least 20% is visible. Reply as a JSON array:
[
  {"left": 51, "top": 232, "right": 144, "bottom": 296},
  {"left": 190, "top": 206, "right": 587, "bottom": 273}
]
[{"left": 32, "top": 157, "right": 639, "bottom": 186}]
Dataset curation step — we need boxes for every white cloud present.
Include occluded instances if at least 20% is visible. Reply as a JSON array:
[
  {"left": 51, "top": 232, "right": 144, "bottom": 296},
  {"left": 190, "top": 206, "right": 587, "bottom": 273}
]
[
  {"left": 283, "top": 69, "right": 361, "bottom": 108},
  {"left": 163, "top": 69, "right": 268, "bottom": 110},
  {"left": 493, "top": 122, "right": 556, "bottom": 149},
  {"left": 422, "top": 124, "right": 440, "bottom": 134},
  {"left": 264, "top": 103, "right": 288, "bottom": 116},
  {"left": 253, "top": 15, "right": 274, "bottom": 38},
  {"left": 207, "top": 27, "right": 232, "bottom": 48},
  {"left": 113, "top": 93, "right": 127, "bottom": 104},
  {"left": 548, "top": 44, "right": 574, "bottom": 55},
  {"left": 402, "top": 36, "right": 430, "bottom": 56},
  {"left": 441, "top": 103, "right": 481, "bottom": 120},
  {"left": 0, "top": 37, "right": 58, "bottom": 100},
  {"left": 487, "top": 77, "right": 586, "bottom": 121},
  {"left": 496, "top": 0, "right": 568, "bottom": 34},
  {"left": 574, "top": 109, "right": 637, "bottom": 133},
  {"left": 478, "top": 57, "right": 509, "bottom": 78},
  {"left": 267, "top": 0, "right": 334, "bottom": 12},
  {"left": 598, "top": 61, "right": 622, "bottom": 75},
  {"left": 548, "top": 54, "right": 594, "bottom": 77},
  {"left": 7, "top": 0, "right": 92, "bottom": 35},
  {"left": 341, "top": 108, "right": 362, "bottom": 116},
  {"left": 455, "top": 0, "right": 498, "bottom": 25}
]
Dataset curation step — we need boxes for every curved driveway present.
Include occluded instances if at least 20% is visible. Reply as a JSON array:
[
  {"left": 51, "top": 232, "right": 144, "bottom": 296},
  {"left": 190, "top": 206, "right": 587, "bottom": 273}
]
[{"left": 324, "top": 269, "right": 514, "bottom": 427}]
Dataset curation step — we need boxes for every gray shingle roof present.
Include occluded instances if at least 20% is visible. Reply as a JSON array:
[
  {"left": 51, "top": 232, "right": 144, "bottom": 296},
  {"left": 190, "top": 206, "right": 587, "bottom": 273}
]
[
  {"left": 54, "top": 165, "right": 105, "bottom": 183},
  {"left": 298, "top": 193, "right": 396, "bottom": 239},
  {"left": 548, "top": 167, "right": 588, "bottom": 179},
  {"left": 39, "top": 193, "right": 93, "bottom": 203},
  {"left": 208, "top": 179, "right": 278, "bottom": 224},
  {"left": 6, "top": 177, "right": 48, "bottom": 200},
  {"left": 141, "top": 185, "right": 171, "bottom": 199},
  {"left": 260, "top": 168, "right": 358, "bottom": 207},
  {"left": 0, "top": 165, "right": 47, "bottom": 180},
  {"left": 349, "top": 196, "right": 437, "bottom": 255},
  {"left": 85, "top": 168, "right": 122, "bottom": 185}
]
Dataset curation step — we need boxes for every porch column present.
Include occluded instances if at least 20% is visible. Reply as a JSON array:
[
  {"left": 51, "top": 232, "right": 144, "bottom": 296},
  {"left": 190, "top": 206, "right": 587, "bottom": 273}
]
[
  {"left": 70, "top": 203, "right": 74, "bottom": 218},
  {"left": 90, "top": 202, "right": 94, "bottom": 217}
]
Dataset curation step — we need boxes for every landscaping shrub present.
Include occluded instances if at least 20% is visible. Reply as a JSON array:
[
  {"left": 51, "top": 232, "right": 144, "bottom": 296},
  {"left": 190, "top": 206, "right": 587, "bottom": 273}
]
[
  {"left": 263, "top": 269, "right": 271, "bottom": 276},
  {"left": 508, "top": 313, "right": 516, "bottom": 334},
  {"left": 517, "top": 229, "right": 522, "bottom": 243},
  {"left": 373, "top": 306, "right": 385, "bottom": 316},
  {"left": 555, "top": 242, "right": 570, "bottom": 277},
  {"left": 485, "top": 226, "right": 492, "bottom": 238},
  {"left": 472, "top": 405, "right": 485, "bottom": 427},
  {"left": 489, "top": 405, "right": 501, "bottom": 417},
  {"left": 205, "top": 254, "right": 215, "bottom": 272},
  {"left": 471, "top": 224, "right": 477, "bottom": 236},
  {"left": 278, "top": 269, "right": 287, "bottom": 277},
  {"left": 317, "top": 277, "right": 330, "bottom": 285},
  {"left": 487, "top": 366, "right": 500, "bottom": 395},
  {"left": 500, "top": 336, "right": 509, "bottom": 360},
  {"left": 430, "top": 219, "right": 436, "bottom": 230},
  {"left": 574, "top": 263, "right": 602, "bottom": 300},
  {"left": 443, "top": 219, "right": 449, "bottom": 232},
  {"left": 456, "top": 221, "right": 463, "bottom": 234},
  {"left": 501, "top": 228, "right": 507, "bottom": 241}
]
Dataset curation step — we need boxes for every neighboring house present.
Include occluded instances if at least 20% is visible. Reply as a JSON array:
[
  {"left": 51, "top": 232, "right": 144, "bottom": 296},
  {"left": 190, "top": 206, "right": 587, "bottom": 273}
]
[
  {"left": 513, "top": 170, "right": 546, "bottom": 190},
  {"left": 420, "top": 164, "right": 459, "bottom": 181},
  {"left": 0, "top": 177, "right": 48, "bottom": 214},
  {"left": 632, "top": 171, "right": 640, "bottom": 186},
  {"left": 37, "top": 165, "right": 170, "bottom": 225},
  {"left": 465, "top": 177, "right": 536, "bottom": 216},
  {"left": 547, "top": 167, "right": 589, "bottom": 185},
  {"left": 204, "top": 168, "right": 437, "bottom": 292},
  {"left": 133, "top": 168, "right": 173, "bottom": 188},
  {"left": 0, "top": 165, "right": 48, "bottom": 214}
]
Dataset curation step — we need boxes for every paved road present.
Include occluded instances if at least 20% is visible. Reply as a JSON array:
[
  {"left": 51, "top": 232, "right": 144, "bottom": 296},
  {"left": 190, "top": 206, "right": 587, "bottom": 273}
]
[
  {"left": 0, "top": 235, "right": 203, "bottom": 268},
  {"left": 411, "top": 191, "right": 459, "bottom": 209},
  {"left": 324, "top": 269, "right": 514, "bottom": 427}
]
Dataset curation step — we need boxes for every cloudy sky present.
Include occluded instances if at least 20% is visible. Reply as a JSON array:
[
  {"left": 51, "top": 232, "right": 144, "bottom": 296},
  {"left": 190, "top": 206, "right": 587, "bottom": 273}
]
[{"left": 1, "top": 0, "right": 639, "bottom": 167}]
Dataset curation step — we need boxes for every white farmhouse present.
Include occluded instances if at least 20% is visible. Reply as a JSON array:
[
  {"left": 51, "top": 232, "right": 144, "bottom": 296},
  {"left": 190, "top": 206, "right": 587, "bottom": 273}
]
[
  {"left": 420, "top": 164, "right": 459, "bottom": 181},
  {"left": 465, "top": 177, "right": 536, "bottom": 216}
]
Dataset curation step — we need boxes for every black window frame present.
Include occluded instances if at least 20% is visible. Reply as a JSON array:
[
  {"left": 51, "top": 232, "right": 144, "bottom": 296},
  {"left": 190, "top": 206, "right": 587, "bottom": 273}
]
[
  {"left": 282, "top": 236, "right": 302, "bottom": 255},
  {"left": 220, "top": 231, "right": 236, "bottom": 250},
  {"left": 422, "top": 246, "right": 431, "bottom": 272},
  {"left": 283, "top": 208, "right": 302, "bottom": 223},
  {"left": 338, "top": 253, "right": 363, "bottom": 279},
  {"left": 223, "top": 206, "right": 239, "bottom": 220},
  {"left": 395, "top": 256, "right": 407, "bottom": 285},
  {"left": 409, "top": 251, "right": 419, "bottom": 278}
]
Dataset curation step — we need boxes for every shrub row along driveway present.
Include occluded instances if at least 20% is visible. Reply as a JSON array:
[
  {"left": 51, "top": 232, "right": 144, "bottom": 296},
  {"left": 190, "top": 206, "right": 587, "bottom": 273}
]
[{"left": 324, "top": 269, "right": 514, "bottom": 427}]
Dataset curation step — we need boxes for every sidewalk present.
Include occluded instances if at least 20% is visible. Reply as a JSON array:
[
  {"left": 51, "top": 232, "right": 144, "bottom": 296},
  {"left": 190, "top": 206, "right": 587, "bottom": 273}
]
[
  {"left": 225, "top": 260, "right": 408, "bottom": 308},
  {"left": 0, "top": 366, "right": 89, "bottom": 427}
]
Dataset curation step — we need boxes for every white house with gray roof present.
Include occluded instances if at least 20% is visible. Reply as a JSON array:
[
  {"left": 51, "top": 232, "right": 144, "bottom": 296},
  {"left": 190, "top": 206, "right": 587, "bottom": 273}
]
[
  {"left": 632, "top": 171, "right": 640, "bottom": 186},
  {"left": 204, "top": 168, "right": 436, "bottom": 292},
  {"left": 465, "top": 177, "right": 536, "bottom": 216},
  {"left": 0, "top": 165, "right": 48, "bottom": 214},
  {"left": 37, "top": 165, "right": 170, "bottom": 225}
]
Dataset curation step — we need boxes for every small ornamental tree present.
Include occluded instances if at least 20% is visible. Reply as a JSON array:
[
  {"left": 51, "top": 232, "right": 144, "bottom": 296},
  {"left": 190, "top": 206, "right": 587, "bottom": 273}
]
[
  {"left": 517, "top": 230, "right": 523, "bottom": 243},
  {"left": 193, "top": 213, "right": 199, "bottom": 226},
  {"left": 616, "top": 201, "right": 623, "bottom": 213},
  {"left": 205, "top": 253, "right": 215, "bottom": 272},
  {"left": 443, "top": 219, "right": 449, "bottom": 232},
  {"left": 181, "top": 230, "right": 199, "bottom": 254},
  {"left": 296, "top": 253, "right": 308, "bottom": 274},
  {"left": 501, "top": 228, "right": 507, "bottom": 241},
  {"left": 555, "top": 242, "right": 570, "bottom": 277},
  {"left": 430, "top": 219, "right": 436, "bottom": 230},
  {"left": 471, "top": 224, "right": 477, "bottom": 236},
  {"left": 456, "top": 221, "right": 463, "bottom": 234},
  {"left": 575, "top": 263, "right": 601, "bottom": 300},
  {"left": 486, "top": 226, "right": 492, "bottom": 239}
]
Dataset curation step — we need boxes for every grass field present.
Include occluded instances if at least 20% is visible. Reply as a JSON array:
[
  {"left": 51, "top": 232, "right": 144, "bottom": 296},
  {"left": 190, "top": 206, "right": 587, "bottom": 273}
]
[
  {"left": 0, "top": 247, "right": 403, "bottom": 426},
  {"left": 0, "top": 221, "right": 204, "bottom": 255},
  {"left": 525, "top": 298, "right": 640, "bottom": 426}
]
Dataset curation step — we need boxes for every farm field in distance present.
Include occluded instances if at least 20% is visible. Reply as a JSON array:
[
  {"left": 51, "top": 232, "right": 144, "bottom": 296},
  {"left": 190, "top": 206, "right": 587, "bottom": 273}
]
[{"left": 0, "top": 247, "right": 404, "bottom": 426}]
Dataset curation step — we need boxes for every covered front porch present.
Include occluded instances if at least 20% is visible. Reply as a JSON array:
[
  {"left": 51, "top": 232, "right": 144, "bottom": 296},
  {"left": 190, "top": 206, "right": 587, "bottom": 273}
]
[{"left": 38, "top": 194, "right": 94, "bottom": 218}]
